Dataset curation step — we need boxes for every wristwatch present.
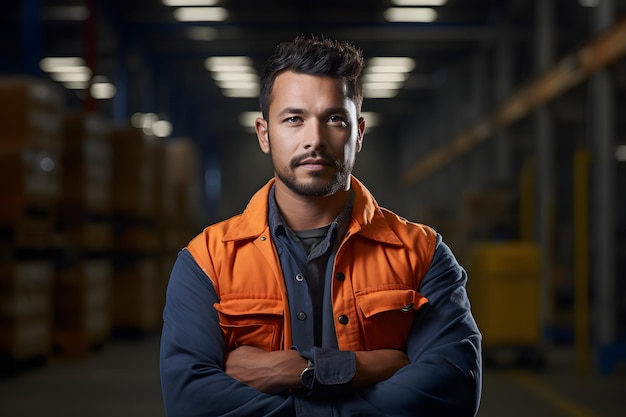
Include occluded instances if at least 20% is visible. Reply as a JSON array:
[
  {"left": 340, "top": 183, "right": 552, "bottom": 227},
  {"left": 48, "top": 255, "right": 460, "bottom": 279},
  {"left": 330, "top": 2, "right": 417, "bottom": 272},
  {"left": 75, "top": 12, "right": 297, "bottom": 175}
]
[{"left": 299, "top": 359, "right": 315, "bottom": 390}]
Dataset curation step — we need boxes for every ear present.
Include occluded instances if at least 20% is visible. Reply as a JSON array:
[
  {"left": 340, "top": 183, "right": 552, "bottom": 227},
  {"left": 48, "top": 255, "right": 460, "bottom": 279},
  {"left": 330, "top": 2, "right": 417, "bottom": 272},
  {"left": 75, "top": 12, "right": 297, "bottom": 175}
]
[
  {"left": 255, "top": 117, "right": 270, "bottom": 154},
  {"left": 356, "top": 116, "right": 365, "bottom": 152}
]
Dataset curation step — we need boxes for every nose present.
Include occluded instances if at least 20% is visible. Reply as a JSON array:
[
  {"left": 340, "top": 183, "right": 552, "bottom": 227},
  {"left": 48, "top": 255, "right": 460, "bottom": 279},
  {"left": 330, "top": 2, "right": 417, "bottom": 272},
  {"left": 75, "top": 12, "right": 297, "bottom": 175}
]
[{"left": 304, "top": 119, "right": 325, "bottom": 150}]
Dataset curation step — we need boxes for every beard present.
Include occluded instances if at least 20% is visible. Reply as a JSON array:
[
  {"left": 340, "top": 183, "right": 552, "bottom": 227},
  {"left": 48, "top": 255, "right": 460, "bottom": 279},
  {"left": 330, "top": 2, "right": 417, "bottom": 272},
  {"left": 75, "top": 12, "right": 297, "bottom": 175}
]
[{"left": 274, "top": 150, "right": 351, "bottom": 197}]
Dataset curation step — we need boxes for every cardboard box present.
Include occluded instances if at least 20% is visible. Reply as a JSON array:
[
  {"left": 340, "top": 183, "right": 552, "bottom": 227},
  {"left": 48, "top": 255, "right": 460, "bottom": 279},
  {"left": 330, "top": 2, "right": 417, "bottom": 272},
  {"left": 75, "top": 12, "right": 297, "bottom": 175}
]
[
  {"left": 0, "top": 77, "right": 64, "bottom": 223},
  {"left": 112, "top": 257, "right": 161, "bottom": 332},
  {"left": 54, "top": 259, "right": 112, "bottom": 356},
  {"left": 0, "top": 261, "right": 53, "bottom": 359},
  {"left": 61, "top": 112, "right": 112, "bottom": 214},
  {"left": 110, "top": 126, "right": 161, "bottom": 218}
]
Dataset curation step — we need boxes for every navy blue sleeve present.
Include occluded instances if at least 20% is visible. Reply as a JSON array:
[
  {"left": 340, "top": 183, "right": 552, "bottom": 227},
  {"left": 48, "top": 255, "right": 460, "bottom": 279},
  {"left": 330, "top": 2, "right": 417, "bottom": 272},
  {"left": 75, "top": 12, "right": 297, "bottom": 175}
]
[
  {"left": 335, "top": 235, "right": 482, "bottom": 416},
  {"left": 299, "top": 347, "right": 355, "bottom": 398},
  {"left": 159, "top": 249, "right": 297, "bottom": 417}
]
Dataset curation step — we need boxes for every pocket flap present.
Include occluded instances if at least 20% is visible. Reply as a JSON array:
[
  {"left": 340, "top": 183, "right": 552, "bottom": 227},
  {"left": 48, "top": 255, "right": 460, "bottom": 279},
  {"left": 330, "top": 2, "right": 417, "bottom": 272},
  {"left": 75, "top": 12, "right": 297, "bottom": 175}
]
[
  {"left": 214, "top": 296, "right": 283, "bottom": 317},
  {"left": 355, "top": 288, "right": 427, "bottom": 318}
]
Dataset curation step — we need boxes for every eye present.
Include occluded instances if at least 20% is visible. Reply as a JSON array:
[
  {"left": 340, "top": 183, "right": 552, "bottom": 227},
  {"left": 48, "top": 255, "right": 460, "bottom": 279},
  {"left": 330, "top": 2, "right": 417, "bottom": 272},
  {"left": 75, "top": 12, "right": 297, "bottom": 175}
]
[
  {"left": 284, "top": 116, "right": 302, "bottom": 124},
  {"left": 327, "top": 115, "right": 348, "bottom": 127}
]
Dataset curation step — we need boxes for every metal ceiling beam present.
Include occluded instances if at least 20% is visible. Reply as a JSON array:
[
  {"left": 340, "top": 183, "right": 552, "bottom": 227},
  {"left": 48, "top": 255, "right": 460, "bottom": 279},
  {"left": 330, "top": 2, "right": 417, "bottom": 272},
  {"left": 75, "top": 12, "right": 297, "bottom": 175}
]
[
  {"left": 132, "top": 21, "right": 516, "bottom": 43},
  {"left": 401, "top": 15, "right": 626, "bottom": 185}
]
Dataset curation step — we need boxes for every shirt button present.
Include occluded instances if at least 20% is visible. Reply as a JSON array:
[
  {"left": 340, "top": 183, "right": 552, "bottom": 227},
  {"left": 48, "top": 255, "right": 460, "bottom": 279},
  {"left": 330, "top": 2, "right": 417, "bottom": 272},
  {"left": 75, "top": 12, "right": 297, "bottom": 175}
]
[
  {"left": 297, "top": 311, "right": 307, "bottom": 320},
  {"left": 338, "top": 315, "right": 349, "bottom": 325},
  {"left": 335, "top": 272, "right": 345, "bottom": 281},
  {"left": 295, "top": 274, "right": 304, "bottom": 282}
]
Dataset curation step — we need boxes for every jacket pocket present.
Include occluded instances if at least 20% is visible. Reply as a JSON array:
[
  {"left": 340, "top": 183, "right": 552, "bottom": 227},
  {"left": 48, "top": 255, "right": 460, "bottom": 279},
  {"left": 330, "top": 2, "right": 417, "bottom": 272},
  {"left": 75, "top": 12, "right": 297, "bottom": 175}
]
[
  {"left": 213, "top": 296, "right": 284, "bottom": 352},
  {"left": 355, "top": 287, "right": 428, "bottom": 350}
]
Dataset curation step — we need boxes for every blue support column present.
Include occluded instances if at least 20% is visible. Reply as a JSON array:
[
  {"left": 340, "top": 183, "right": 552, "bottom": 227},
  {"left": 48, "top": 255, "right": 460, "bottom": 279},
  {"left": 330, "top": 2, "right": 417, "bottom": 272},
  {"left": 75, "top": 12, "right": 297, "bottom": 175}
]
[
  {"left": 21, "top": 0, "right": 42, "bottom": 76},
  {"left": 590, "top": 0, "right": 620, "bottom": 374},
  {"left": 113, "top": 40, "right": 129, "bottom": 122},
  {"left": 534, "top": 0, "right": 555, "bottom": 340}
]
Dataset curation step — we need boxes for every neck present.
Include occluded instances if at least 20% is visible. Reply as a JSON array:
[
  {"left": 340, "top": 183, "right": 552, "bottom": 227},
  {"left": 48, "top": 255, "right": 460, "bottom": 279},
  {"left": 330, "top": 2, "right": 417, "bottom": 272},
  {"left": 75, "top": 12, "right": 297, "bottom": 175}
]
[{"left": 274, "top": 182, "right": 350, "bottom": 231}]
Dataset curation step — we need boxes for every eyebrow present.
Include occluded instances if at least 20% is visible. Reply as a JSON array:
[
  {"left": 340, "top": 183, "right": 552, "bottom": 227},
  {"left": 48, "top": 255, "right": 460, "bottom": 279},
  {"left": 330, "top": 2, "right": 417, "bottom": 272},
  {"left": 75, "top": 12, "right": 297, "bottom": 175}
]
[
  {"left": 277, "top": 107, "right": 349, "bottom": 117},
  {"left": 277, "top": 107, "right": 306, "bottom": 117}
]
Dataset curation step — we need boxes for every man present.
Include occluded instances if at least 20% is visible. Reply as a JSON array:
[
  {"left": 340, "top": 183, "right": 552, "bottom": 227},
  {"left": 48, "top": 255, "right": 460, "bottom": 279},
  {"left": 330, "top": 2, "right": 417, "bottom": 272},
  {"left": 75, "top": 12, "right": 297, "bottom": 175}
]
[{"left": 160, "top": 36, "right": 482, "bottom": 417}]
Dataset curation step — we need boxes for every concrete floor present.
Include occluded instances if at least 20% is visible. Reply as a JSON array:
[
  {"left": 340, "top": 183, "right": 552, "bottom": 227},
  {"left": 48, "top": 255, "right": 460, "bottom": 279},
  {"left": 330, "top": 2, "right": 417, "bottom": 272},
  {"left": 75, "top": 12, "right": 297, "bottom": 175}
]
[{"left": 0, "top": 335, "right": 624, "bottom": 417}]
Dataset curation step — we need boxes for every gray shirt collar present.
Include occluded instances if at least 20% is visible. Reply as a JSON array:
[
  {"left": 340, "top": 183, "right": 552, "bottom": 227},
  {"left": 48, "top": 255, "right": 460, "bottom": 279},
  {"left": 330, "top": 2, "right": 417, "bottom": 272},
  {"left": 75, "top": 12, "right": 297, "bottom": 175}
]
[{"left": 268, "top": 185, "right": 354, "bottom": 254}]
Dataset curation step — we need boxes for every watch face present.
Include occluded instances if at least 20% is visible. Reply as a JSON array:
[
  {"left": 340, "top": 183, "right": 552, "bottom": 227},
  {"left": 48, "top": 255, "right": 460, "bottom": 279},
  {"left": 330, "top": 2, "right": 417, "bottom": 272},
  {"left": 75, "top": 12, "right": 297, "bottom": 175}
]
[{"left": 301, "top": 367, "right": 315, "bottom": 388}]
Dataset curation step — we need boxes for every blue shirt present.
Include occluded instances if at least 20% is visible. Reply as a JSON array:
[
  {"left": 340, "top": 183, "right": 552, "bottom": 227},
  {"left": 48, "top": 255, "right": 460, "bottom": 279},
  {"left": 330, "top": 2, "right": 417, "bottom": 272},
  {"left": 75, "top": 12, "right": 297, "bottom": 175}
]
[
  {"left": 269, "top": 187, "right": 355, "bottom": 413},
  {"left": 269, "top": 186, "right": 353, "bottom": 351}
]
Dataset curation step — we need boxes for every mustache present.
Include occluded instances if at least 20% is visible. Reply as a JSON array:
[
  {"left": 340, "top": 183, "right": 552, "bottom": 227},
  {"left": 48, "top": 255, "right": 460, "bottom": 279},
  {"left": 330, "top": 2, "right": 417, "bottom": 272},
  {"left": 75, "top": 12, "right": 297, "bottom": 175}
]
[{"left": 290, "top": 151, "right": 339, "bottom": 168}]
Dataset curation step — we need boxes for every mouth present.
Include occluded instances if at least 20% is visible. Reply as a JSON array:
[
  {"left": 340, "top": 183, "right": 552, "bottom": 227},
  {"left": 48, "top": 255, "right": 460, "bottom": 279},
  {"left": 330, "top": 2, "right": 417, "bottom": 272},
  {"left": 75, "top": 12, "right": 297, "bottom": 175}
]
[{"left": 296, "top": 157, "right": 334, "bottom": 171}]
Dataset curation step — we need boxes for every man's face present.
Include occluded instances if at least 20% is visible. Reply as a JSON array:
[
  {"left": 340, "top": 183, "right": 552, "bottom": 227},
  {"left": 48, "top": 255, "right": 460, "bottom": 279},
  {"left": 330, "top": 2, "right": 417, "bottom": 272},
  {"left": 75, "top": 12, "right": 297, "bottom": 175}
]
[{"left": 255, "top": 71, "right": 365, "bottom": 197}]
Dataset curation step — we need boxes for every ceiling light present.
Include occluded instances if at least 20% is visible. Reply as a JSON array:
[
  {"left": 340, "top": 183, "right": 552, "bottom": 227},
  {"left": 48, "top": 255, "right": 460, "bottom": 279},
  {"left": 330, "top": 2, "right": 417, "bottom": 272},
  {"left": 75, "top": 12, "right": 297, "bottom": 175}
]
[
  {"left": 40, "top": 57, "right": 94, "bottom": 90},
  {"left": 152, "top": 120, "right": 173, "bottom": 138},
  {"left": 131, "top": 113, "right": 146, "bottom": 128},
  {"left": 40, "top": 57, "right": 86, "bottom": 72},
  {"left": 205, "top": 56, "right": 259, "bottom": 98},
  {"left": 131, "top": 113, "right": 159, "bottom": 130},
  {"left": 205, "top": 56, "right": 254, "bottom": 72},
  {"left": 90, "top": 83, "right": 116, "bottom": 99},
  {"left": 363, "top": 73, "right": 409, "bottom": 83},
  {"left": 50, "top": 71, "right": 92, "bottom": 83},
  {"left": 579, "top": 0, "right": 600, "bottom": 6},
  {"left": 173, "top": 7, "right": 228, "bottom": 22},
  {"left": 90, "top": 76, "right": 116, "bottom": 99},
  {"left": 391, "top": 0, "right": 446, "bottom": 5},
  {"left": 366, "top": 57, "right": 416, "bottom": 73},
  {"left": 38, "top": 155, "right": 55, "bottom": 172},
  {"left": 362, "top": 57, "right": 415, "bottom": 98},
  {"left": 222, "top": 88, "right": 259, "bottom": 98},
  {"left": 163, "top": 0, "right": 220, "bottom": 5},
  {"left": 211, "top": 72, "right": 258, "bottom": 82},
  {"left": 215, "top": 80, "right": 259, "bottom": 90},
  {"left": 130, "top": 113, "right": 173, "bottom": 137},
  {"left": 384, "top": 7, "right": 438, "bottom": 22},
  {"left": 616, "top": 145, "right": 626, "bottom": 161},
  {"left": 47, "top": 66, "right": 92, "bottom": 81},
  {"left": 363, "top": 81, "right": 404, "bottom": 90}
]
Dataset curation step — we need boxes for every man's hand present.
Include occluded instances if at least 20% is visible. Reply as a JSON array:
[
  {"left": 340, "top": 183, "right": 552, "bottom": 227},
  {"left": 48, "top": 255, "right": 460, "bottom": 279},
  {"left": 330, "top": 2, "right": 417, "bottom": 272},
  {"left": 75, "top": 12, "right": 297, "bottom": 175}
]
[
  {"left": 225, "top": 346, "right": 307, "bottom": 394},
  {"left": 225, "top": 346, "right": 410, "bottom": 394}
]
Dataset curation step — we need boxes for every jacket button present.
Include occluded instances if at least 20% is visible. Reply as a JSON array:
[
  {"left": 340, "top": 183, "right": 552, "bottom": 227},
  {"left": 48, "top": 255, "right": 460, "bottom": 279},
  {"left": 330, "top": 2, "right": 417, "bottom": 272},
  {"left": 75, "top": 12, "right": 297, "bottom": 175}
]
[
  {"left": 335, "top": 272, "right": 345, "bottom": 281},
  {"left": 296, "top": 311, "right": 307, "bottom": 320},
  {"left": 338, "top": 315, "right": 349, "bottom": 325},
  {"left": 295, "top": 274, "right": 304, "bottom": 282}
]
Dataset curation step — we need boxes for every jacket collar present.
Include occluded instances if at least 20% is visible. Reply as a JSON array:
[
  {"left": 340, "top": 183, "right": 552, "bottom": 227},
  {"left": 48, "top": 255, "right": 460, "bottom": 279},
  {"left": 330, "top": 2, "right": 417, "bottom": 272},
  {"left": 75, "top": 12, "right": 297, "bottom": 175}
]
[{"left": 222, "top": 176, "right": 403, "bottom": 246}]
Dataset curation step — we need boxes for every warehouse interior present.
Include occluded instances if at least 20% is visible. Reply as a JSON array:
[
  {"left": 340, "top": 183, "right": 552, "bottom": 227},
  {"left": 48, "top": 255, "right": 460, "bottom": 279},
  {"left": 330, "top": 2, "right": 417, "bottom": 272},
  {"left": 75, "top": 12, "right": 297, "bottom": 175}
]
[{"left": 1, "top": 0, "right": 625, "bottom": 416}]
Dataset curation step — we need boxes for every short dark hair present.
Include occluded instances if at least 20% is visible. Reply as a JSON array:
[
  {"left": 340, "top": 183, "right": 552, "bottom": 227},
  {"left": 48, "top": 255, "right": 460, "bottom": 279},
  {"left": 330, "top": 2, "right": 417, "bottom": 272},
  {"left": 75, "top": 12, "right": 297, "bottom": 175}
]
[{"left": 259, "top": 36, "right": 364, "bottom": 119}]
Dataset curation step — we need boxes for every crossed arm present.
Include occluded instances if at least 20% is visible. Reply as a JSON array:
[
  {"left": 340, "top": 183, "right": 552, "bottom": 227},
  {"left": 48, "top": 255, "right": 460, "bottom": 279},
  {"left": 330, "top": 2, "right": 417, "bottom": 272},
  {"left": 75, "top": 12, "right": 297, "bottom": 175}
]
[
  {"left": 224, "top": 345, "right": 410, "bottom": 394},
  {"left": 160, "top": 238, "right": 481, "bottom": 417}
]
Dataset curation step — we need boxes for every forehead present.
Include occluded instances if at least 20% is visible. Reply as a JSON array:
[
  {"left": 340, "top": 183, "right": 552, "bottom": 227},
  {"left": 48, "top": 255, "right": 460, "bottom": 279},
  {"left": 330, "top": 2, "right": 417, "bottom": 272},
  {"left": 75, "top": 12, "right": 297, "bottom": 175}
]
[{"left": 269, "top": 71, "right": 350, "bottom": 110}]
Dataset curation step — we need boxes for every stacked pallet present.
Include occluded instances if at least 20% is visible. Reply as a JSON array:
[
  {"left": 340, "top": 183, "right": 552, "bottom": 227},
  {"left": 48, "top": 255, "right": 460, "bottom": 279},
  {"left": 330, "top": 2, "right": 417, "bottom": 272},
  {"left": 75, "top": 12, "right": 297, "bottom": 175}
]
[
  {"left": 159, "top": 137, "right": 204, "bottom": 305},
  {"left": 0, "top": 77, "right": 64, "bottom": 366},
  {"left": 0, "top": 262, "right": 54, "bottom": 368},
  {"left": 0, "top": 76, "right": 209, "bottom": 371},
  {"left": 109, "top": 126, "right": 163, "bottom": 333},
  {"left": 53, "top": 112, "right": 113, "bottom": 356}
]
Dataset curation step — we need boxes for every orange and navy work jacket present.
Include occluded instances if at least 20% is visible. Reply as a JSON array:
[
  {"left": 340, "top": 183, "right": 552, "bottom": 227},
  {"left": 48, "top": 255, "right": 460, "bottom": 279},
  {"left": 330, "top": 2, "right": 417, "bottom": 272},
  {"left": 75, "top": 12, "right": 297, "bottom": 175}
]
[{"left": 186, "top": 176, "right": 438, "bottom": 353}]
